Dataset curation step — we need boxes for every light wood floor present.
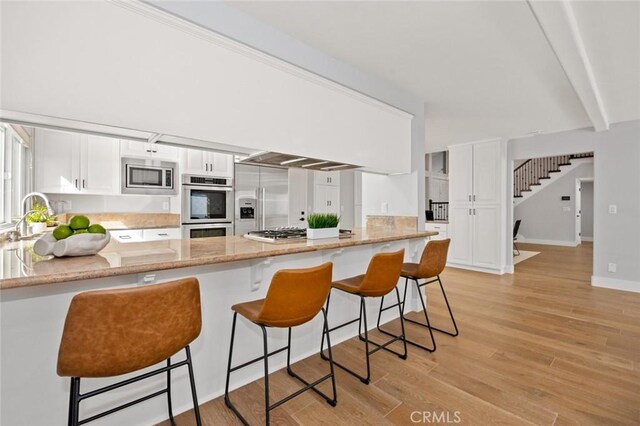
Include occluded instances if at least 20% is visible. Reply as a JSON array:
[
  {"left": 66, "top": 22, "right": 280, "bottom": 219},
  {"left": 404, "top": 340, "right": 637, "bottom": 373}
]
[{"left": 165, "top": 242, "right": 640, "bottom": 425}]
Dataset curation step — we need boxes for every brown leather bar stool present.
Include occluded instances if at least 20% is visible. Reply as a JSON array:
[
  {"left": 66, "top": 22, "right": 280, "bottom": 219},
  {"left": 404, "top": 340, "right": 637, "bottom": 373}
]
[
  {"left": 320, "top": 249, "right": 407, "bottom": 385},
  {"left": 57, "top": 278, "right": 203, "bottom": 426},
  {"left": 225, "top": 262, "right": 337, "bottom": 425},
  {"left": 377, "top": 239, "right": 457, "bottom": 352}
]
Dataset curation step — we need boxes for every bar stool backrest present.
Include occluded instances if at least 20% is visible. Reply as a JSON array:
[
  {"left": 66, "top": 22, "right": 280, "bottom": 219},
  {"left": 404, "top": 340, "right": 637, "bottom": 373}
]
[
  {"left": 57, "top": 278, "right": 202, "bottom": 378},
  {"left": 258, "top": 262, "right": 333, "bottom": 327},
  {"left": 358, "top": 249, "right": 405, "bottom": 297},
  {"left": 417, "top": 239, "right": 451, "bottom": 279}
]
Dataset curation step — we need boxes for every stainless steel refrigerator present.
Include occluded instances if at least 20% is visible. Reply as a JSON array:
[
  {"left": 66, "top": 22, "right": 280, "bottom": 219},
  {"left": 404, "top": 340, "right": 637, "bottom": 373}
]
[{"left": 235, "top": 164, "right": 289, "bottom": 235}]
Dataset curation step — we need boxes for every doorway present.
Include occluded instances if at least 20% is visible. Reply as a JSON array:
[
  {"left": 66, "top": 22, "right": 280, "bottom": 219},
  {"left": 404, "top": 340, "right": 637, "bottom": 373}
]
[{"left": 576, "top": 178, "right": 594, "bottom": 244}]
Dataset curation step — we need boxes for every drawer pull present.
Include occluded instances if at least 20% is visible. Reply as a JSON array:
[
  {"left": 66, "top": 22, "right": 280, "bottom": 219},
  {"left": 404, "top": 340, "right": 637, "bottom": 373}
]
[
  {"left": 119, "top": 235, "right": 132, "bottom": 239},
  {"left": 158, "top": 233, "right": 169, "bottom": 236}
]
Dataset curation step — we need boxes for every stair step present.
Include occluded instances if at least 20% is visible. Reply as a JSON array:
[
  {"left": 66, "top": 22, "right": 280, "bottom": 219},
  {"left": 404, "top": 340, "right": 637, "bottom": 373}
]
[
  {"left": 539, "top": 177, "right": 551, "bottom": 180},
  {"left": 520, "top": 189, "right": 532, "bottom": 192},
  {"left": 530, "top": 183, "right": 541, "bottom": 186},
  {"left": 548, "top": 170, "right": 561, "bottom": 173},
  {"left": 514, "top": 195, "right": 523, "bottom": 198},
  {"left": 558, "top": 163, "right": 571, "bottom": 166}
]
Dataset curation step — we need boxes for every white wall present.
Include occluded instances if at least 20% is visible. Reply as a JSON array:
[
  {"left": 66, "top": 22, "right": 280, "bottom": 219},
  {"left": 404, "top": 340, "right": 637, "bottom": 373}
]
[
  {"left": 508, "top": 120, "right": 640, "bottom": 292},
  {"left": 147, "top": 0, "right": 426, "bottom": 230},
  {"left": 581, "top": 181, "right": 594, "bottom": 239},
  {"left": 514, "top": 163, "right": 593, "bottom": 244},
  {"left": 0, "top": 1, "right": 412, "bottom": 174}
]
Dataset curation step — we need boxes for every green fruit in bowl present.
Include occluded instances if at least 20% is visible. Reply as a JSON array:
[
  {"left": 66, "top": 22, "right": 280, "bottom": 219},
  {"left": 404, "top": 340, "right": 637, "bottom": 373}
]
[
  {"left": 52, "top": 225, "right": 74, "bottom": 240},
  {"left": 88, "top": 224, "right": 107, "bottom": 234},
  {"left": 74, "top": 229, "right": 89, "bottom": 234},
  {"left": 69, "top": 215, "right": 90, "bottom": 230}
]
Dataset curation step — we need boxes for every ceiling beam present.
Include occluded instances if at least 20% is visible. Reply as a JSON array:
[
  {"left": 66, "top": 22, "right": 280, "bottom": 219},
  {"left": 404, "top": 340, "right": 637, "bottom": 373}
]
[{"left": 527, "top": 0, "right": 609, "bottom": 131}]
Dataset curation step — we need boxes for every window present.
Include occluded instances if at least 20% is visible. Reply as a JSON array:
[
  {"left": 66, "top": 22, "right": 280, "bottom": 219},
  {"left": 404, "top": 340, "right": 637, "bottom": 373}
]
[{"left": 1, "top": 124, "right": 32, "bottom": 228}]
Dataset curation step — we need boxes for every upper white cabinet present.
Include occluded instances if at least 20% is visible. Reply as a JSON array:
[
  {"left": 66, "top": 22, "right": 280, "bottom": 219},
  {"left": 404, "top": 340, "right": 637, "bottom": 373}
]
[
  {"left": 35, "top": 129, "right": 119, "bottom": 195},
  {"left": 314, "top": 171, "right": 340, "bottom": 186},
  {"left": 181, "top": 149, "right": 233, "bottom": 178},
  {"left": 447, "top": 139, "right": 505, "bottom": 271},
  {"left": 120, "top": 140, "right": 179, "bottom": 161}
]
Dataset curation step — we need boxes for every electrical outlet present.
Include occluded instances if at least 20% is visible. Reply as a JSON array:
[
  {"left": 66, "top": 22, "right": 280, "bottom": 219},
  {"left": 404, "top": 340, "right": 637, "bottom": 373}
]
[
  {"left": 162, "top": 201, "right": 169, "bottom": 210},
  {"left": 608, "top": 263, "right": 617, "bottom": 273},
  {"left": 609, "top": 205, "right": 617, "bottom": 214}
]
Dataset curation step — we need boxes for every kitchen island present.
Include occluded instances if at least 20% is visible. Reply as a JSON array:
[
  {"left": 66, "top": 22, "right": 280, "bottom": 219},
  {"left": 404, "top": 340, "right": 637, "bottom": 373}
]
[{"left": 0, "top": 228, "right": 436, "bottom": 425}]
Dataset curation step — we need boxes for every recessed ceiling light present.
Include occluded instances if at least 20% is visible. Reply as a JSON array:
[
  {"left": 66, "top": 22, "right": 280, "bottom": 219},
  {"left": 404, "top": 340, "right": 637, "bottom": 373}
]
[
  {"left": 321, "top": 164, "right": 350, "bottom": 171},
  {"left": 302, "top": 161, "right": 329, "bottom": 168},
  {"left": 280, "top": 157, "right": 307, "bottom": 165}
]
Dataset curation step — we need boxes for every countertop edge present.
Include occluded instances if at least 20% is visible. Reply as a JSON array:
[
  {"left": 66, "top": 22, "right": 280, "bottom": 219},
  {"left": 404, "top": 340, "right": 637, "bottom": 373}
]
[{"left": 1, "top": 231, "right": 437, "bottom": 290}]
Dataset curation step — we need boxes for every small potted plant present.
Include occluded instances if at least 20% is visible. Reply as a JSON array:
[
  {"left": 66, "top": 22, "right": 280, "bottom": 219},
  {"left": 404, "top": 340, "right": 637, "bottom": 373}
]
[
  {"left": 26, "top": 202, "right": 57, "bottom": 235},
  {"left": 307, "top": 213, "right": 340, "bottom": 240}
]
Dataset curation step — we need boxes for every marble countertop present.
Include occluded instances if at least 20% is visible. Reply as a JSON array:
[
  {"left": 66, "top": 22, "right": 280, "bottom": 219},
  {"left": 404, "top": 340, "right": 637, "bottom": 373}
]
[{"left": 0, "top": 228, "right": 436, "bottom": 290}]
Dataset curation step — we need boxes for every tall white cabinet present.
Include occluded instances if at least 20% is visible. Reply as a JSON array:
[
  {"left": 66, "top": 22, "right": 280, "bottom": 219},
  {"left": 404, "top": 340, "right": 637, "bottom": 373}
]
[
  {"left": 448, "top": 139, "right": 506, "bottom": 272},
  {"left": 313, "top": 171, "right": 340, "bottom": 215}
]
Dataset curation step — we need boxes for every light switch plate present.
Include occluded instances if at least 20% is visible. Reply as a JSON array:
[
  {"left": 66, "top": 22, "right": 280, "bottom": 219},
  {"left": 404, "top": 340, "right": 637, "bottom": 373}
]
[
  {"left": 608, "top": 263, "right": 617, "bottom": 273},
  {"left": 608, "top": 205, "right": 617, "bottom": 214}
]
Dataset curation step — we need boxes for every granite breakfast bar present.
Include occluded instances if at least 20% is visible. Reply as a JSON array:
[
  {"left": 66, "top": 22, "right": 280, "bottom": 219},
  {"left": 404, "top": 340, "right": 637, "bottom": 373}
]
[{"left": 0, "top": 228, "right": 436, "bottom": 426}]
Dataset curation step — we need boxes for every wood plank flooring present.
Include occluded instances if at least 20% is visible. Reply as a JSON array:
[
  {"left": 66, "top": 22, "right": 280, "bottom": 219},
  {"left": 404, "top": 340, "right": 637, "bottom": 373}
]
[{"left": 163, "top": 242, "right": 640, "bottom": 425}]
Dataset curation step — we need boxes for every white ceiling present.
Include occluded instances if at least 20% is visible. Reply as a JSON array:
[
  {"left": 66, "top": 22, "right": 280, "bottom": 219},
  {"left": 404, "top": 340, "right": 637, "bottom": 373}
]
[{"left": 228, "top": 1, "right": 640, "bottom": 152}]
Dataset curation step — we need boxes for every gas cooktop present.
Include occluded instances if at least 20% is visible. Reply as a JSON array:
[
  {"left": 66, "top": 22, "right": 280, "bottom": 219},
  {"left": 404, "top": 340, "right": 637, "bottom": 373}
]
[{"left": 244, "top": 227, "right": 352, "bottom": 243}]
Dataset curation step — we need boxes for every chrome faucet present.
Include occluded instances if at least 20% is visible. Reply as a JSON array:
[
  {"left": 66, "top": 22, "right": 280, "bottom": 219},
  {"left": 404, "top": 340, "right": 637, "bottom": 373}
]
[{"left": 19, "top": 192, "right": 55, "bottom": 236}]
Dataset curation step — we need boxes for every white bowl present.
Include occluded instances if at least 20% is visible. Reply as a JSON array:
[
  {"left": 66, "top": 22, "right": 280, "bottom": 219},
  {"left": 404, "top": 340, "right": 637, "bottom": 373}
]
[{"left": 34, "top": 232, "right": 111, "bottom": 257}]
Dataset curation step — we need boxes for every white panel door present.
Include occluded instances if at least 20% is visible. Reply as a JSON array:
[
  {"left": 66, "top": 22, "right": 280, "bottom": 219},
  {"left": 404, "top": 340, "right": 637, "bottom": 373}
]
[
  {"left": 326, "top": 185, "right": 340, "bottom": 215},
  {"left": 472, "top": 140, "right": 501, "bottom": 205},
  {"left": 447, "top": 205, "right": 473, "bottom": 265},
  {"left": 81, "top": 135, "right": 120, "bottom": 194},
  {"left": 288, "top": 168, "right": 308, "bottom": 227},
  {"left": 448, "top": 145, "right": 473, "bottom": 204},
  {"left": 313, "top": 184, "right": 328, "bottom": 213},
  {"left": 210, "top": 152, "right": 233, "bottom": 178},
  {"left": 472, "top": 205, "right": 500, "bottom": 268},
  {"left": 182, "top": 149, "right": 206, "bottom": 175},
  {"left": 151, "top": 144, "right": 179, "bottom": 161},
  {"left": 120, "top": 140, "right": 150, "bottom": 158},
  {"left": 34, "top": 129, "right": 80, "bottom": 193}
]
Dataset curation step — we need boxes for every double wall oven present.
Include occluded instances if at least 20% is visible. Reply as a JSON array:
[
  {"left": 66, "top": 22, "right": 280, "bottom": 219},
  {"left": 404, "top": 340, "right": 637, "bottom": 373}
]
[{"left": 181, "top": 174, "right": 234, "bottom": 238}]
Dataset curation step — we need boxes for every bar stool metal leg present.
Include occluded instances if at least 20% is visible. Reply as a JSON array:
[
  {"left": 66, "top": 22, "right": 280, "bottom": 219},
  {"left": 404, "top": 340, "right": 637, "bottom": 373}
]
[
  {"left": 377, "top": 277, "right": 437, "bottom": 352},
  {"left": 166, "top": 358, "right": 176, "bottom": 426},
  {"left": 226, "top": 309, "right": 337, "bottom": 425},
  {"left": 185, "top": 346, "right": 203, "bottom": 426},
  {"left": 322, "top": 289, "right": 408, "bottom": 385}
]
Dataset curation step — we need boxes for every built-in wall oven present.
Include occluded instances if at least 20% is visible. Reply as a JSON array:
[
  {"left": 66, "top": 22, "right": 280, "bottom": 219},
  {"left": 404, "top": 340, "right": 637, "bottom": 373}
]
[{"left": 181, "top": 174, "right": 234, "bottom": 238}]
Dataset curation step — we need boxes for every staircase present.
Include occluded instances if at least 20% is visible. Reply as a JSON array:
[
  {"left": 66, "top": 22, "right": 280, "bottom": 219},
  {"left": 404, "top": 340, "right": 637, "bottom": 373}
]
[{"left": 514, "top": 152, "right": 593, "bottom": 205}]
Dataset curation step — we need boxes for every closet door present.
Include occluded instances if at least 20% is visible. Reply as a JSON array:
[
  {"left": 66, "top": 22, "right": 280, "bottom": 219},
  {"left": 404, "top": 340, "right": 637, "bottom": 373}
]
[
  {"left": 448, "top": 144, "right": 473, "bottom": 204},
  {"left": 472, "top": 205, "right": 500, "bottom": 268},
  {"left": 448, "top": 205, "right": 473, "bottom": 265},
  {"left": 472, "top": 140, "right": 501, "bottom": 205}
]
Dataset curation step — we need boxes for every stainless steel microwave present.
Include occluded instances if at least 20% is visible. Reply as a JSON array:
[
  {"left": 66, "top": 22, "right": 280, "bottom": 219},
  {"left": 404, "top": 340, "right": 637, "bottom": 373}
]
[{"left": 121, "top": 157, "right": 177, "bottom": 195}]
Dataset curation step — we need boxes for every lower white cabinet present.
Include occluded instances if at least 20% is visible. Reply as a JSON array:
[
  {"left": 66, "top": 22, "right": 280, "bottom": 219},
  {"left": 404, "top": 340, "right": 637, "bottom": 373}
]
[
  {"left": 142, "top": 228, "right": 181, "bottom": 241},
  {"left": 448, "top": 206, "right": 473, "bottom": 264},
  {"left": 110, "top": 229, "right": 144, "bottom": 243},
  {"left": 111, "top": 228, "right": 180, "bottom": 243},
  {"left": 448, "top": 205, "right": 501, "bottom": 268},
  {"left": 425, "top": 223, "right": 448, "bottom": 240}
]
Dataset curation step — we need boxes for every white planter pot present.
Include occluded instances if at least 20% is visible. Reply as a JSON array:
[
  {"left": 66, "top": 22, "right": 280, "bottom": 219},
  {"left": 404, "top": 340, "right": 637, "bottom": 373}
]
[
  {"left": 29, "top": 222, "right": 47, "bottom": 234},
  {"left": 307, "top": 227, "right": 339, "bottom": 240}
]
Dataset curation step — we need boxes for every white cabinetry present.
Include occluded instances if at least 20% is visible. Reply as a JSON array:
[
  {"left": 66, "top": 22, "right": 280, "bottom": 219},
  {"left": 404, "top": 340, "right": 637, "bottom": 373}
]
[
  {"left": 120, "top": 140, "right": 179, "bottom": 161},
  {"left": 448, "top": 139, "right": 505, "bottom": 271},
  {"left": 181, "top": 149, "right": 234, "bottom": 178},
  {"left": 35, "top": 129, "right": 119, "bottom": 195},
  {"left": 313, "top": 184, "right": 340, "bottom": 215},
  {"left": 314, "top": 171, "right": 340, "bottom": 186},
  {"left": 425, "top": 223, "right": 448, "bottom": 241},
  {"left": 111, "top": 228, "right": 180, "bottom": 243}
]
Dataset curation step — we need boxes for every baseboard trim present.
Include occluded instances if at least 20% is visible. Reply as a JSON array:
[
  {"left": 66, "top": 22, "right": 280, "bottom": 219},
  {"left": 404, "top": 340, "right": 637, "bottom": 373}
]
[
  {"left": 517, "top": 238, "right": 578, "bottom": 247},
  {"left": 591, "top": 276, "right": 639, "bottom": 293},
  {"left": 581, "top": 236, "right": 593, "bottom": 242},
  {"left": 504, "top": 265, "right": 515, "bottom": 274},
  {"left": 446, "top": 262, "right": 505, "bottom": 275}
]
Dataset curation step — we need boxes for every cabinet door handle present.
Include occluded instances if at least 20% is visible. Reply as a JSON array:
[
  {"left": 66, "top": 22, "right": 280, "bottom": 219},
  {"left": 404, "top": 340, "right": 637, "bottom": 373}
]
[
  {"left": 82, "top": 179, "right": 85, "bottom": 189},
  {"left": 468, "top": 195, "right": 471, "bottom": 201},
  {"left": 120, "top": 235, "right": 131, "bottom": 239},
  {"left": 158, "top": 233, "right": 168, "bottom": 236},
  {"left": 473, "top": 195, "right": 476, "bottom": 201},
  {"left": 468, "top": 209, "right": 471, "bottom": 215},
  {"left": 473, "top": 208, "right": 476, "bottom": 215},
  {"left": 75, "top": 179, "right": 78, "bottom": 189}
]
